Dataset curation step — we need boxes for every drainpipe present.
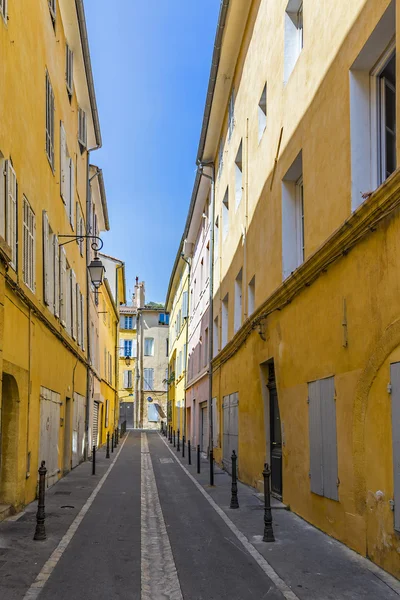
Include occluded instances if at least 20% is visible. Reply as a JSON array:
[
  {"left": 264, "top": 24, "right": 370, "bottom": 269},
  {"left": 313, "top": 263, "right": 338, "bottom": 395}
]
[
  {"left": 198, "top": 162, "right": 215, "bottom": 484},
  {"left": 84, "top": 153, "right": 93, "bottom": 459},
  {"left": 181, "top": 256, "right": 191, "bottom": 439}
]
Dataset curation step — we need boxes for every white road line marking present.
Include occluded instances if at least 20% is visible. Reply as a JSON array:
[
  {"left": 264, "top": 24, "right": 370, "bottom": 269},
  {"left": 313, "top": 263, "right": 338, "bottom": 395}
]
[
  {"left": 158, "top": 433, "right": 299, "bottom": 600},
  {"left": 23, "top": 433, "right": 130, "bottom": 600},
  {"left": 141, "top": 433, "right": 183, "bottom": 600}
]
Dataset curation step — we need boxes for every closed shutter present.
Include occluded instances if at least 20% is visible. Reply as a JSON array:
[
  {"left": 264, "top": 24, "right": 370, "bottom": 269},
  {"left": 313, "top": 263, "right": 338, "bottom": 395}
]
[
  {"left": 66, "top": 268, "right": 72, "bottom": 335},
  {"left": 123, "top": 370, "right": 129, "bottom": 389},
  {"left": 59, "top": 247, "right": 67, "bottom": 326},
  {"left": 308, "top": 380, "right": 324, "bottom": 496},
  {"left": 0, "top": 160, "right": 5, "bottom": 239},
  {"left": 132, "top": 342, "right": 137, "bottom": 358},
  {"left": 119, "top": 342, "right": 125, "bottom": 358},
  {"left": 212, "top": 397, "right": 218, "bottom": 447},
  {"left": 76, "top": 283, "right": 81, "bottom": 346},
  {"left": 69, "top": 158, "right": 75, "bottom": 229},
  {"left": 71, "top": 270, "right": 77, "bottom": 340},
  {"left": 80, "top": 292, "right": 85, "bottom": 350},
  {"left": 128, "top": 370, "right": 133, "bottom": 388},
  {"left": 223, "top": 393, "right": 239, "bottom": 473},
  {"left": 120, "top": 316, "right": 125, "bottom": 329},
  {"left": 92, "top": 402, "right": 99, "bottom": 449},
  {"left": 54, "top": 235, "right": 59, "bottom": 317},
  {"left": 6, "top": 160, "right": 17, "bottom": 268},
  {"left": 43, "top": 211, "right": 50, "bottom": 305},
  {"left": 391, "top": 362, "right": 400, "bottom": 532},
  {"left": 60, "top": 123, "right": 67, "bottom": 202},
  {"left": 182, "top": 291, "right": 188, "bottom": 318}
]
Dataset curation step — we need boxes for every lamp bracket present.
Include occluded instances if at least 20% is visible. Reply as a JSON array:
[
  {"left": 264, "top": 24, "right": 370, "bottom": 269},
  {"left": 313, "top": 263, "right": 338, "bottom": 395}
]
[{"left": 59, "top": 234, "right": 103, "bottom": 252}]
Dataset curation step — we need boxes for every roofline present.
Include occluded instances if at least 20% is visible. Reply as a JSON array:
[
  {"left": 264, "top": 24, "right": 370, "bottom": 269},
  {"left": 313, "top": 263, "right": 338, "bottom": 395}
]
[
  {"left": 196, "top": 0, "right": 230, "bottom": 164},
  {"left": 75, "top": 0, "right": 102, "bottom": 148}
]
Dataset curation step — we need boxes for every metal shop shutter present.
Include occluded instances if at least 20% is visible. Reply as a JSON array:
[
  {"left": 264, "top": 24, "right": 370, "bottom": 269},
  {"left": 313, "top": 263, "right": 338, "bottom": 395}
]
[
  {"left": 39, "top": 387, "right": 61, "bottom": 488},
  {"left": 223, "top": 392, "right": 239, "bottom": 474},
  {"left": 308, "top": 377, "right": 338, "bottom": 501},
  {"left": 390, "top": 362, "right": 400, "bottom": 531},
  {"left": 92, "top": 402, "right": 99, "bottom": 449}
]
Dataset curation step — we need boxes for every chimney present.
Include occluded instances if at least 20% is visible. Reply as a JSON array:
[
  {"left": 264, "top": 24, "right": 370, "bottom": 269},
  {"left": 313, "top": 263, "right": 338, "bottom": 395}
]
[{"left": 134, "top": 278, "right": 145, "bottom": 309}]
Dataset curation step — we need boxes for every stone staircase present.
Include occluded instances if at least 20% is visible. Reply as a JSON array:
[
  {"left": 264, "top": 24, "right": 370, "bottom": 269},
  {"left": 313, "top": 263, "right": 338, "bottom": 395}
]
[{"left": 0, "top": 504, "right": 12, "bottom": 522}]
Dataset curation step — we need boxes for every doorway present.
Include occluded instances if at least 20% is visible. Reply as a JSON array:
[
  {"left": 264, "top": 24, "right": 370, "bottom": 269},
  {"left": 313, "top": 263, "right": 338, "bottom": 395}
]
[
  {"left": 267, "top": 362, "right": 282, "bottom": 498},
  {"left": 63, "top": 397, "right": 71, "bottom": 474},
  {"left": 0, "top": 374, "right": 19, "bottom": 506}
]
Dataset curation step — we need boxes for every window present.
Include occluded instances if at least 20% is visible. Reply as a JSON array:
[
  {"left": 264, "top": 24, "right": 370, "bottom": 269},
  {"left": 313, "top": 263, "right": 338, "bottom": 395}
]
[
  {"left": 66, "top": 44, "right": 74, "bottom": 97},
  {"left": 235, "top": 141, "right": 243, "bottom": 209},
  {"left": 204, "top": 328, "right": 209, "bottom": 367},
  {"left": 284, "top": 0, "right": 303, "bottom": 84},
  {"left": 248, "top": 275, "right": 255, "bottom": 317},
  {"left": 218, "top": 137, "right": 224, "bottom": 179},
  {"left": 182, "top": 291, "right": 188, "bottom": 319},
  {"left": 45, "top": 72, "right": 55, "bottom": 169},
  {"left": 258, "top": 83, "right": 267, "bottom": 141},
  {"left": 213, "top": 316, "right": 219, "bottom": 357},
  {"left": 282, "top": 151, "right": 304, "bottom": 279},
  {"left": 234, "top": 269, "right": 242, "bottom": 333},
  {"left": 124, "top": 316, "right": 133, "bottom": 329},
  {"left": 144, "top": 368, "right": 154, "bottom": 391},
  {"left": 59, "top": 246, "right": 67, "bottom": 326},
  {"left": 228, "top": 89, "right": 235, "bottom": 140},
  {"left": 23, "top": 198, "right": 36, "bottom": 292},
  {"left": 222, "top": 188, "right": 229, "bottom": 240},
  {"left": 43, "top": 211, "right": 59, "bottom": 315},
  {"left": 60, "top": 123, "right": 75, "bottom": 227},
  {"left": 78, "top": 107, "right": 87, "bottom": 148},
  {"left": 48, "top": 0, "right": 56, "bottom": 24},
  {"left": 349, "top": 3, "right": 395, "bottom": 209},
  {"left": 65, "top": 261, "right": 72, "bottom": 335},
  {"left": 144, "top": 338, "right": 154, "bottom": 356},
  {"left": 222, "top": 293, "right": 229, "bottom": 348},
  {"left": 124, "top": 339, "right": 133, "bottom": 357},
  {"left": 148, "top": 402, "right": 158, "bottom": 422},
  {"left": 76, "top": 284, "right": 84, "bottom": 348},
  {"left": 0, "top": 0, "right": 7, "bottom": 22},
  {"left": 308, "top": 377, "right": 338, "bottom": 501},
  {"left": 5, "top": 160, "right": 17, "bottom": 268},
  {"left": 159, "top": 313, "right": 169, "bottom": 325}
]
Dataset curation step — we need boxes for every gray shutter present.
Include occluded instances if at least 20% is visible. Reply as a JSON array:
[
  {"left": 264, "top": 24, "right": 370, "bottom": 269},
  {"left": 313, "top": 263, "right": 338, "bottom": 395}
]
[
  {"left": 320, "top": 376, "right": 338, "bottom": 501},
  {"left": 43, "top": 211, "right": 50, "bottom": 305},
  {"left": 391, "top": 362, "right": 400, "bottom": 531},
  {"left": 308, "top": 380, "right": 324, "bottom": 496},
  {"left": 120, "top": 316, "right": 125, "bottom": 329}
]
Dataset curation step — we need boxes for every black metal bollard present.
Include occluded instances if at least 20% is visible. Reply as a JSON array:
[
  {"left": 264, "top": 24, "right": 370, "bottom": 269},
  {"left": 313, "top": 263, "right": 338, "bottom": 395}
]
[
  {"left": 177, "top": 429, "right": 180, "bottom": 452},
  {"left": 173, "top": 430, "right": 176, "bottom": 447},
  {"left": 182, "top": 436, "right": 185, "bottom": 458},
  {"left": 197, "top": 444, "right": 201, "bottom": 474},
  {"left": 106, "top": 431, "right": 110, "bottom": 459},
  {"left": 111, "top": 432, "right": 114, "bottom": 453},
  {"left": 92, "top": 445, "right": 96, "bottom": 475},
  {"left": 230, "top": 450, "right": 239, "bottom": 508},
  {"left": 34, "top": 461, "right": 47, "bottom": 541},
  {"left": 262, "top": 463, "right": 275, "bottom": 542},
  {"left": 210, "top": 448, "right": 214, "bottom": 487},
  {"left": 188, "top": 440, "right": 191, "bottom": 465}
]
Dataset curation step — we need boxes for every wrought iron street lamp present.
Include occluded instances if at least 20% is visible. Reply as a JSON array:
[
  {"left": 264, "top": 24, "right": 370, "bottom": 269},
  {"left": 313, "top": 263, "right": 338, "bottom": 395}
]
[{"left": 59, "top": 234, "right": 105, "bottom": 303}]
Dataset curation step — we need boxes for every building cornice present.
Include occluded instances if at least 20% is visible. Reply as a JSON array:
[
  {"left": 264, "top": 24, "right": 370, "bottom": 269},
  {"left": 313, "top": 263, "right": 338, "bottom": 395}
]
[{"left": 213, "top": 170, "right": 400, "bottom": 371}]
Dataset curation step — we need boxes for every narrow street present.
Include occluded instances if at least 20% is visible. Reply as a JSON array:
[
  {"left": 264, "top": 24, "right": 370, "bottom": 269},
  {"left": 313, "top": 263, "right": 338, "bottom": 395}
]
[{"left": 1, "top": 430, "right": 399, "bottom": 600}]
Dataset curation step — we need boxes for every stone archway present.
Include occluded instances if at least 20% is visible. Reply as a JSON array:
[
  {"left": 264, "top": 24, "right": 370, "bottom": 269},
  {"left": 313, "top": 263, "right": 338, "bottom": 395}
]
[
  {"left": 353, "top": 318, "right": 400, "bottom": 516},
  {"left": 0, "top": 373, "right": 20, "bottom": 507}
]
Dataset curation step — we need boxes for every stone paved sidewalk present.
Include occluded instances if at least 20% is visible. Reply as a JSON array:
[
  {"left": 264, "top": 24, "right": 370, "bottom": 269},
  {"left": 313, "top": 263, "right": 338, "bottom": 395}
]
[{"left": 163, "top": 433, "right": 400, "bottom": 600}]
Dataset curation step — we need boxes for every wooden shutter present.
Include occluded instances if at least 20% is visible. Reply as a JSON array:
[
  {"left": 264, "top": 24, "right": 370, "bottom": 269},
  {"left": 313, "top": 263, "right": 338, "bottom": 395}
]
[
  {"left": 132, "top": 341, "right": 137, "bottom": 358},
  {"left": 123, "top": 370, "right": 129, "bottom": 389},
  {"left": 182, "top": 291, "right": 188, "bottom": 318},
  {"left": 320, "top": 377, "right": 338, "bottom": 501},
  {"left": 69, "top": 158, "right": 75, "bottom": 229},
  {"left": 43, "top": 211, "right": 50, "bottom": 306},
  {"left": 6, "top": 160, "right": 17, "bottom": 267},
  {"left": 53, "top": 235, "right": 59, "bottom": 317},
  {"left": 76, "top": 282, "right": 81, "bottom": 345},
  {"left": 81, "top": 292, "right": 85, "bottom": 350},
  {"left": 119, "top": 342, "right": 125, "bottom": 358},
  {"left": 390, "top": 363, "right": 400, "bottom": 531},
  {"left": 59, "top": 247, "right": 67, "bottom": 326},
  {"left": 60, "top": 123, "right": 67, "bottom": 202},
  {"left": 308, "top": 380, "right": 324, "bottom": 496},
  {"left": 71, "top": 270, "right": 77, "bottom": 340}
]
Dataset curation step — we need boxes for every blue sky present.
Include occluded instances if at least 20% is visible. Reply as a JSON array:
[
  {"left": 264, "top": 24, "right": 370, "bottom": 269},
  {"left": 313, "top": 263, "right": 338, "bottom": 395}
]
[{"left": 85, "top": 1, "right": 220, "bottom": 303}]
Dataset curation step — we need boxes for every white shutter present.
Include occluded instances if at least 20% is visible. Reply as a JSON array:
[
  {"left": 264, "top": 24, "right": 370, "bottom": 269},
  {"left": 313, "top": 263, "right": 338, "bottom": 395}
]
[
  {"left": 0, "top": 159, "right": 5, "bottom": 239},
  {"left": 60, "top": 247, "right": 67, "bottom": 326},
  {"left": 71, "top": 270, "right": 77, "bottom": 340},
  {"left": 43, "top": 211, "right": 50, "bottom": 305},
  {"left": 123, "top": 370, "right": 129, "bottom": 389},
  {"left": 66, "top": 268, "right": 72, "bottom": 335},
  {"left": 81, "top": 292, "right": 85, "bottom": 350},
  {"left": 54, "top": 235, "right": 59, "bottom": 317},
  {"left": 76, "top": 282, "right": 81, "bottom": 345},
  {"left": 60, "top": 123, "right": 67, "bottom": 202},
  {"left": 6, "top": 160, "right": 17, "bottom": 267},
  {"left": 69, "top": 159, "right": 75, "bottom": 229},
  {"left": 132, "top": 342, "right": 137, "bottom": 358},
  {"left": 119, "top": 343, "right": 125, "bottom": 358}
]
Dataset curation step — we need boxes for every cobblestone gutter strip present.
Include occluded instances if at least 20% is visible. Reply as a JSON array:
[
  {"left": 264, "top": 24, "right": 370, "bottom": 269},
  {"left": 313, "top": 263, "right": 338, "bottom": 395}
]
[
  {"left": 141, "top": 433, "right": 183, "bottom": 600},
  {"left": 22, "top": 434, "right": 129, "bottom": 600}
]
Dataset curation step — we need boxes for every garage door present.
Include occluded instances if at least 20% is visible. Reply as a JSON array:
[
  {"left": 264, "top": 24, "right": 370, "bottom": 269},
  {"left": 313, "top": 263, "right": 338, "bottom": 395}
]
[{"left": 39, "top": 387, "right": 61, "bottom": 488}]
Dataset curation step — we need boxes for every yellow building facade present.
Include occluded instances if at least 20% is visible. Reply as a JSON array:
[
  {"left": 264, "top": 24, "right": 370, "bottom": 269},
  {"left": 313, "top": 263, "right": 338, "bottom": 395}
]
[
  {"left": 176, "top": 0, "right": 400, "bottom": 578},
  {"left": 166, "top": 249, "right": 189, "bottom": 435},
  {"left": 118, "top": 305, "right": 137, "bottom": 428},
  {"left": 0, "top": 0, "right": 107, "bottom": 517}
]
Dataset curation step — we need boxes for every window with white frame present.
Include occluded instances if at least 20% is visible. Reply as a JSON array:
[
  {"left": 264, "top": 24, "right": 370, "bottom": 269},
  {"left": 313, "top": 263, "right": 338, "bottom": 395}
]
[
  {"left": 45, "top": 72, "right": 55, "bottom": 169},
  {"left": 123, "top": 339, "right": 133, "bottom": 357},
  {"left": 282, "top": 151, "right": 304, "bottom": 279},
  {"left": 78, "top": 107, "right": 87, "bottom": 148},
  {"left": 23, "top": 197, "right": 36, "bottom": 292},
  {"left": 66, "top": 44, "right": 74, "bottom": 98},
  {"left": 258, "top": 83, "right": 267, "bottom": 141},
  {"left": 235, "top": 141, "right": 243, "bottom": 209},
  {"left": 248, "top": 275, "right": 255, "bottom": 317},
  {"left": 48, "top": 0, "right": 56, "bottom": 24},
  {"left": 123, "top": 370, "right": 133, "bottom": 389},
  {"left": 222, "top": 188, "right": 229, "bottom": 240},
  {"left": 144, "top": 368, "right": 154, "bottom": 391},
  {"left": 234, "top": 269, "right": 242, "bottom": 334},
  {"left": 123, "top": 316, "right": 133, "bottom": 329},
  {"left": 284, "top": 0, "right": 303, "bottom": 84},
  {"left": 222, "top": 293, "right": 229, "bottom": 348},
  {"left": 349, "top": 3, "right": 396, "bottom": 210},
  {"left": 5, "top": 160, "right": 17, "bottom": 268},
  {"left": 228, "top": 89, "right": 235, "bottom": 140},
  {"left": 144, "top": 338, "right": 154, "bottom": 356}
]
